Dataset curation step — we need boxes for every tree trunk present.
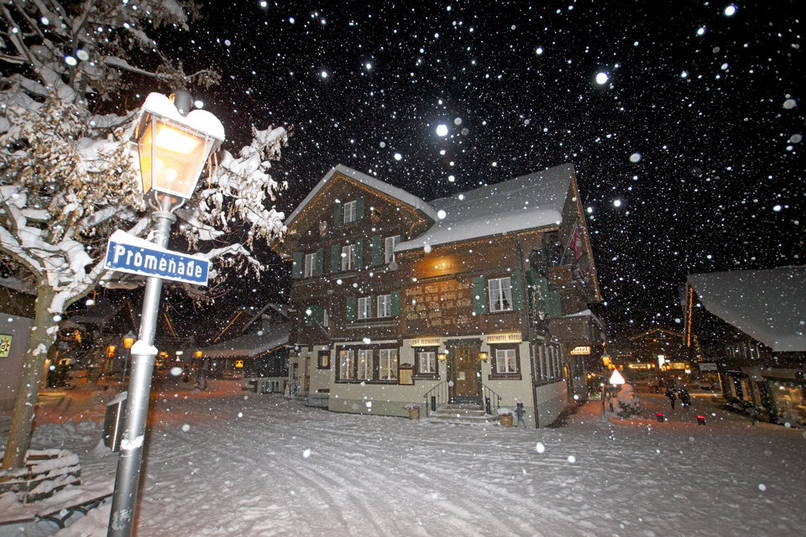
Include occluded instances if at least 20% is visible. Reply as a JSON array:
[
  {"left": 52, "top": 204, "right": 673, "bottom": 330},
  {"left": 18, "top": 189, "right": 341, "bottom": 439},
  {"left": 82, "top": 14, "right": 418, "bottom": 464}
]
[{"left": 2, "top": 287, "right": 59, "bottom": 469}]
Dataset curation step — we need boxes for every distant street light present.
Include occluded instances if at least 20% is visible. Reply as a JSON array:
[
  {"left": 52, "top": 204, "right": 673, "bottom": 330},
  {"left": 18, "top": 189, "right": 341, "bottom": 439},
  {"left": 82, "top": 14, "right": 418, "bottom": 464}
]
[
  {"left": 108, "top": 91, "right": 223, "bottom": 537},
  {"left": 119, "top": 331, "right": 136, "bottom": 383}
]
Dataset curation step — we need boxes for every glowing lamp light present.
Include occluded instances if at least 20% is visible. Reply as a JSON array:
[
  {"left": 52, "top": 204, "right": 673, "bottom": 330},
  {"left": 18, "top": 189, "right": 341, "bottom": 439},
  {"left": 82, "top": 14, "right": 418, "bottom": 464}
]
[
  {"left": 135, "top": 93, "right": 225, "bottom": 200},
  {"left": 122, "top": 331, "right": 136, "bottom": 350},
  {"left": 478, "top": 351, "right": 489, "bottom": 361},
  {"left": 437, "top": 352, "right": 447, "bottom": 361},
  {"left": 194, "top": 350, "right": 203, "bottom": 359}
]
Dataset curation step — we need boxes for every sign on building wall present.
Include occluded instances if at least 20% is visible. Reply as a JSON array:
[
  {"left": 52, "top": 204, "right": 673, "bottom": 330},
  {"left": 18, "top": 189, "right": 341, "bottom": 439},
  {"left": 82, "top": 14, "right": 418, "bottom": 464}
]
[{"left": 0, "top": 334, "right": 12, "bottom": 358}]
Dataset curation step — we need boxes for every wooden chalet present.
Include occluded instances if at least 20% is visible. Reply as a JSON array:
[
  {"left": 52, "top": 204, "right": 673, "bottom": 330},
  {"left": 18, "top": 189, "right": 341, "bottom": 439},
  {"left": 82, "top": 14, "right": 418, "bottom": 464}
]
[
  {"left": 277, "top": 163, "right": 604, "bottom": 426},
  {"left": 685, "top": 266, "right": 806, "bottom": 426}
]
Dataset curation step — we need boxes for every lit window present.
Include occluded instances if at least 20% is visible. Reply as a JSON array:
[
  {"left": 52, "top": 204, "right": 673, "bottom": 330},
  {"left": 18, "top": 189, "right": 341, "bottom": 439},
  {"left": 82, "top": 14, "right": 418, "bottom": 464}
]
[
  {"left": 384, "top": 235, "right": 400, "bottom": 263},
  {"left": 417, "top": 351, "right": 436, "bottom": 374},
  {"left": 357, "top": 349, "right": 373, "bottom": 380},
  {"left": 357, "top": 296, "right": 371, "bottom": 320},
  {"left": 304, "top": 252, "right": 316, "bottom": 278},
  {"left": 377, "top": 294, "right": 391, "bottom": 318},
  {"left": 343, "top": 200, "right": 357, "bottom": 223},
  {"left": 489, "top": 277, "right": 513, "bottom": 312},
  {"left": 495, "top": 348, "right": 518, "bottom": 374},
  {"left": 379, "top": 348, "right": 398, "bottom": 381},
  {"left": 341, "top": 244, "right": 355, "bottom": 271},
  {"left": 339, "top": 349, "right": 355, "bottom": 380}
]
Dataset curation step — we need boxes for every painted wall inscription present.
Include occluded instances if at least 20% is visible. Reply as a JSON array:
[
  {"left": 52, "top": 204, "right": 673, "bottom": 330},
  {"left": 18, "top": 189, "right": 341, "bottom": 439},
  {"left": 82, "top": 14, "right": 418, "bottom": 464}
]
[{"left": 402, "top": 280, "right": 472, "bottom": 330}]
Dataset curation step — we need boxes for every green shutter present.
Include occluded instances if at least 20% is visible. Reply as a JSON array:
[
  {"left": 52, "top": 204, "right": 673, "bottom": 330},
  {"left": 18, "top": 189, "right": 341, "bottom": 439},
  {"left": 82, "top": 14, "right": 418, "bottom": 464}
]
[
  {"left": 315, "top": 248, "right": 324, "bottom": 276},
  {"left": 511, "top": 271, "right": 523, "bottom": 310},
  {"left": 346, "top": 296, "right": 357, "bottom": 322},
  {"left": 313, "top": 304, "right": 324, "bottom": 324},
  {"left": 354, "top": 241, "right": 364, "bottom": 268},
  {"left": 545, "top": 290, "right": 562, "bottom": 318},
  {"left": 292, "top": 252, "right": 303, "bottom": 279},
  {"left": 304, "top": 305, "right": 314, "bottom": 327},
  {"left": 371, "top": 235, "right": 383, "bottom": 266},
  {"left": 331, "top": 244, "right": 341, "bottom": 272},
  {"left": 533, "top": 276, "right": 549, "bottom": 317},
  {"left": 333, "top": 203, "right": 343, "bottom": 228},
  {"left": 355, "top": 196, "right": 365, "bottom": 220},
  {"left": 472, "top": 276, "right": 487, "bottom": 315},
  {"left": 390, "top": 291, "right": 400, "bottom": 317}
]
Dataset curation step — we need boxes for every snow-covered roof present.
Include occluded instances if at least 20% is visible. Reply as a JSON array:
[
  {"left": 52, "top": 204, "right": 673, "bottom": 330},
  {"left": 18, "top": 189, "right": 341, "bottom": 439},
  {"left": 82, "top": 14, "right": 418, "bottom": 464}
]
[
  {"left": 396, "top": 164, "right": 573, "bottom": 251},
  {"left": 200, "top": 323, "right": 290, "bottom": 359},
  {"left": 688, "top": 266, "right": 806, "bottom": 352},
  {"left": 285, "top": 164, "right": 438, "bottom": 227}
]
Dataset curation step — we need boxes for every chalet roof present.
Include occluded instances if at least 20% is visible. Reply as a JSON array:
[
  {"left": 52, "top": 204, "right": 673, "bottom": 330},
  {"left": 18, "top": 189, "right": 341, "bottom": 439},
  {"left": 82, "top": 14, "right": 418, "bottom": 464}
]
[
  {"left": 396, "top": 163, "right": 574, "bottom": 251},
  {"left": 200, "top": 323, "right": 290, "bottom": 359},
  {"left": 285, "top": 164, "right": 438, "bottom": 228},
  {"left": 687, "top": 266, "right": 806, "bottom": 352}
]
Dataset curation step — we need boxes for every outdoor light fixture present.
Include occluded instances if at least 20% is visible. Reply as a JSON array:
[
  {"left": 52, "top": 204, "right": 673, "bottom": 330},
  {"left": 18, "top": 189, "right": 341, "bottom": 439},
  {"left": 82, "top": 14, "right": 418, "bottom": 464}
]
[
  {"left": 122, "top": 331, "right": 136, "bottom": 351},
  {"left": 437, "top": 352, "right": 447, "bottom": 361},
  {"left": 194, "top": 350, "right": 203, "bottom": 359},
  {"left": 478, "top": 351, "right": 489, "bottom": 361},
  {"left": 134, "top": 92, "right": 225, "bottom": 200}
]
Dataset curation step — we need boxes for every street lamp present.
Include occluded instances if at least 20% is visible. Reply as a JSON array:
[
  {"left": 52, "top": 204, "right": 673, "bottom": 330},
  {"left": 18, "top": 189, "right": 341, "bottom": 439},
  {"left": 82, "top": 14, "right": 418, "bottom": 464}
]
[
  {"left": 108, "top": 92, "right": 223, "bottom": 537},
  {"left": 119, "top": 331, "right": 136, "bottom": 383}
]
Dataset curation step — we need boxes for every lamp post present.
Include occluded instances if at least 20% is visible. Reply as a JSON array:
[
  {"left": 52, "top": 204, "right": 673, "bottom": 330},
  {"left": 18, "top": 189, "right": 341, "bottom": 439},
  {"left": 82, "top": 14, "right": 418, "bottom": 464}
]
[
  {"left": 119, "top": 331, "right": 136, "bottom": 383},
  {"left": 194, "top": 349, "right": 206, "bottom": 390},
  {"left": 108, "top": 91, "right": 223, "bottom": 537}
]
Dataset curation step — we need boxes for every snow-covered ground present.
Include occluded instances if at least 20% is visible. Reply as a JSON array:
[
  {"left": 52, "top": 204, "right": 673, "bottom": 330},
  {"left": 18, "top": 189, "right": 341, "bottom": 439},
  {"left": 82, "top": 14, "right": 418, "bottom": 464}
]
[{"left": 2, "top": 381, "right": 805, "bottom": 537}]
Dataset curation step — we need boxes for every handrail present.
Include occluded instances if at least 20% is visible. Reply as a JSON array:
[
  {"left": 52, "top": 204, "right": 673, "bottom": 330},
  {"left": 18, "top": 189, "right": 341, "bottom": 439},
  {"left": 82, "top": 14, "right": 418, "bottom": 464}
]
[
  {"left": 422, "top": 380, "right": 449, "bottom": 416},
  {"left": 482, "top": 384, "right": 503, "bottom": 416}
]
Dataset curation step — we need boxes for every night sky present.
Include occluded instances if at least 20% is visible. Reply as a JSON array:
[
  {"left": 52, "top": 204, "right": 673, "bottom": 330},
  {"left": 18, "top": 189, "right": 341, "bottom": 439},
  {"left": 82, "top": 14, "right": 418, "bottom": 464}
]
[{"left": 163, "top": 1, "right": 802, "bottom": 334}]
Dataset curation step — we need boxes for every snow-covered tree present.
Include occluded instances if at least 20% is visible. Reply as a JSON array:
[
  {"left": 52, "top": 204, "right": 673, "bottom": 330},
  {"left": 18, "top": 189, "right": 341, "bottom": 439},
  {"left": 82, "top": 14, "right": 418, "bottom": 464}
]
[{"left": 0, "top": 0, "right": 288, "bottom": 469}]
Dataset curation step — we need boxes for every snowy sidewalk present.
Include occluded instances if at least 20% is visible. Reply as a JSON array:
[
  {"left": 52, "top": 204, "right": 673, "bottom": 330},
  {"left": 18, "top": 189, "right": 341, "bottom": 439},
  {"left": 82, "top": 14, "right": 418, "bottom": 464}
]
[{"left": 2, "top": 387, "right": 805, "bottom": 537}]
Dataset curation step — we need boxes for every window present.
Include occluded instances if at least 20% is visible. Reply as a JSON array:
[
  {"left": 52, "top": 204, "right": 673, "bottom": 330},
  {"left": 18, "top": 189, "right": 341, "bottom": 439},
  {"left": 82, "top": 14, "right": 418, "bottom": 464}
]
[
  {"left": 534, "top": 343, "right": 560, "bottom": 384},
  {"left": 341, "top": 244, "right": 355, "bottom": 271},
  {"left": 317, "top": 350, "right": 330, "bottom": 369},
  {"left": 338, "top": 349, "right": 355, "bottom": 380},
  {"left": 304, "top": 252, "right": 316, "bottom": 278},
  {"left": 357, "top": 296, "right": 371, "bottom": 320},
  {"left": 489, "top": 277, "right": 513, "bottom": 312},
  {"left": 377, "top": 294, "right": 391, "bottom": 318},
  {"left": 495, "top": 349, "right": 517, "bottom": 374},
  {"left": 343, "top": 200, "right": 357, "bottom": 223},
  {"left": 379, "top": 348, "right": 398, "bottom": 381},
  {"left": 357, "top": 349, "right": 373, "bottom": 380},
  {"left": 417, "top": 350, "right": 437, "bottom": 375},
  {"left": 490, "top": 344, "right": 520, "bottom": 378},
  {"left": 384, "top": 235, "right": 400, "bottom": 263}
]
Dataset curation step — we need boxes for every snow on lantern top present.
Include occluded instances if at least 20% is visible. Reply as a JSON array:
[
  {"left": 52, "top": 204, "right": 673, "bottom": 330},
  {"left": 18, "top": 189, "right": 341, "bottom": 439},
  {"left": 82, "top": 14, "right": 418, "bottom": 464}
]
[{"left": 134, "top": 92, "right": 225, "bottom": 200}]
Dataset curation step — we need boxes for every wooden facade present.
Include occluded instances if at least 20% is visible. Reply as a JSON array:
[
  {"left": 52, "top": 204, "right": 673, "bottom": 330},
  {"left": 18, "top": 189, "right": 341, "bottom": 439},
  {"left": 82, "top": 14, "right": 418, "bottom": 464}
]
[{"left": 278, "top": 164, "right": 605, "bottom": 427}]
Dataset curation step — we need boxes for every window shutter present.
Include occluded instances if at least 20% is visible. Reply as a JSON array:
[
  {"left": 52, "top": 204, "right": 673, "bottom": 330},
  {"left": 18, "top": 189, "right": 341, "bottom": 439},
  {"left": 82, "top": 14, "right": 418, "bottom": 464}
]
[
  {"left": 330, "top": 244, "right": 341, "bottom": 273},
  {"left": 371, "top": 235, "right": 383, "bottom": 266},
  {"left": 472, "top": 276, "right": 487, "bottom": 315},
  {"left": 313, "top": 304, "right": 324, "bottom": 324},
  {"left": 355, "top": 196, "right": 365, "bottom": 220},
  {"left": 304, "top": 305, "right": 314, "bottom": 327},
  {"left": 292, "top": 252, "right": 303, "bottom": 279},
  {"left": 545, "top": 290, "right": 562, "bottom": 318},
  {"left": 390, "top": 291, "right": 400, "bottom": 316},
  {"left": 333, "top": 203, "right": 343, "bottom": 228},
  {"left": 315, "top": 248, "right": 324, "bottom": 276},
  {"left": 346, "top": 296, "right": 357, "bottom": 322},
  {"left": 511, "top": 271, "right": 523, "bottom": 310},
  {"left": 354, "top": 240, "right": 364, "bottom": 268}
]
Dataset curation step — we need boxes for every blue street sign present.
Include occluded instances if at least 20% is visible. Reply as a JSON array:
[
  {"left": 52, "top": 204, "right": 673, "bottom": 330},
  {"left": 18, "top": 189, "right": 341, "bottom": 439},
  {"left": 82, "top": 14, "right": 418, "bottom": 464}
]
[{"left": 104, "top": 230, "right": 209, "bottom": 286}]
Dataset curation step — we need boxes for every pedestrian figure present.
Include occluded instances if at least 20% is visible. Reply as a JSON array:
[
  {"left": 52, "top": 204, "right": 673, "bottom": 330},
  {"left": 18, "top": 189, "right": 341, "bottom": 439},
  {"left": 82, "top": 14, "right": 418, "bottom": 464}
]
[
  {"left": 515, "top": 401, "right": 526, "bottom": 427},
  {"left": 665, "top": 388, "right": 676, "bottom": 409},
  {"left": 679, "top": 388, "right": 691, "bottom": 407}
]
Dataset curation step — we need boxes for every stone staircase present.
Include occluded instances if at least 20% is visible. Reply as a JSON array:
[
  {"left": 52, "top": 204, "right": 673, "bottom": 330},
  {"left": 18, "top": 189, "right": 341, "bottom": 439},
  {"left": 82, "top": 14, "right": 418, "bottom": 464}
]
[{"left": 424, "top": 403, "right": 498, "bottom": 425}]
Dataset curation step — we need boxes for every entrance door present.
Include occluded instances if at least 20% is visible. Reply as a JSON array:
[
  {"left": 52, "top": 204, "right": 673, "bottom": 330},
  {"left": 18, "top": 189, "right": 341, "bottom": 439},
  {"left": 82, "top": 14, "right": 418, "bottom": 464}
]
[{"left": 449, "top": 346, "right": 481, "bottom": 404}]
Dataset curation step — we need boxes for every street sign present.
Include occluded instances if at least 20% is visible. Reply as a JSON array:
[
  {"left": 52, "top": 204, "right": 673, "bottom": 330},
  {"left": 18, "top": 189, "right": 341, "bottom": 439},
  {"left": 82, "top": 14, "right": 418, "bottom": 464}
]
[
  {"left": 105, "top": 230, "right": 209, "bottom": 286},
  {"left": 609, "top": 368, "right": 625, "bottom": 385}
]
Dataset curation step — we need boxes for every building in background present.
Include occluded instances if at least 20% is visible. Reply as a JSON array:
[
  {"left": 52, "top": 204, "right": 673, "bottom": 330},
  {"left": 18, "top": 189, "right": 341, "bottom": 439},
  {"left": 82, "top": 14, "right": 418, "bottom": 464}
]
[
  {"left": 277, "top": 163, "right": 604, "bottom": 427},
  {"left": 684, "top": 266, "right": 806, "bottom": 425}
]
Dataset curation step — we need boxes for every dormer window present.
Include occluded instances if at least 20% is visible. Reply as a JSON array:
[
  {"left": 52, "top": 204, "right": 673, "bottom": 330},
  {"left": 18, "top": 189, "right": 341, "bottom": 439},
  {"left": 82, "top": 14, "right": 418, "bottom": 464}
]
[{"left": 343, "top": 200, "right": 358, "bottom": 224}]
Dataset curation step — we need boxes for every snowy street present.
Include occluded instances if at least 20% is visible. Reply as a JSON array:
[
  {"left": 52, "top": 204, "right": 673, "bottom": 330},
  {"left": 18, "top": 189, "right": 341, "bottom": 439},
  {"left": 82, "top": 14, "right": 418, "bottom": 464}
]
[{"left": 2, "top": 382, "right": 805, "bottom": 537}]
